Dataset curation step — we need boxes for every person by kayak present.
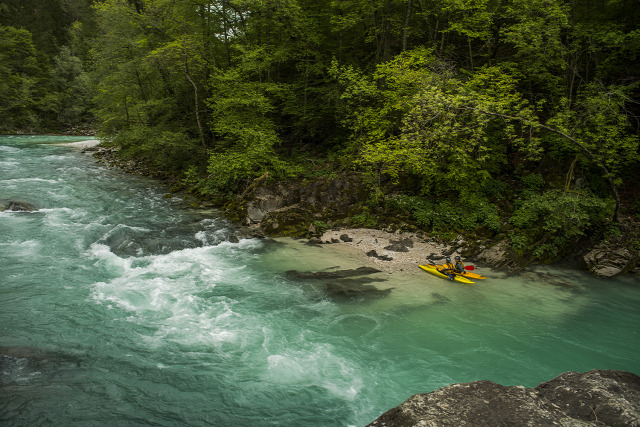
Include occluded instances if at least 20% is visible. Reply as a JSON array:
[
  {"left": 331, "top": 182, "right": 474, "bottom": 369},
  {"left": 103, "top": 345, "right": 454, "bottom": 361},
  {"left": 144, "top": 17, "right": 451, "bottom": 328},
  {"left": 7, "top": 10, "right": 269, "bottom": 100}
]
[
  {"left": 454, "top": 256, "right": 466, "bottom": 274},
  {"left": 439, "top": 257, "right": 456, "bottom": 280}
]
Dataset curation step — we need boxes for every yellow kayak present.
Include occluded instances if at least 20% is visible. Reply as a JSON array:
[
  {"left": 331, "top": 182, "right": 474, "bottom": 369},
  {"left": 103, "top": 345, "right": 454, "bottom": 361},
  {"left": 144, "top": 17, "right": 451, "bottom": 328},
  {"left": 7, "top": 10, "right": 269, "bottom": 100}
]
[
  {"left": 425, "top": 264, "right": 487, "bottom": 280},
  {"left": 419, "top": 265, "right": 474, "bottom": 284}
]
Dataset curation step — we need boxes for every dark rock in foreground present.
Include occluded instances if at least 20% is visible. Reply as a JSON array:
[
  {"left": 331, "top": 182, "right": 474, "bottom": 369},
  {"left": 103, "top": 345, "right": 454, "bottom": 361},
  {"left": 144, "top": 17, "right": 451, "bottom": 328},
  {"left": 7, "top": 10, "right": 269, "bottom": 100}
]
[{"left": 367, "top": 369, "right": 640, "bottom": 426}]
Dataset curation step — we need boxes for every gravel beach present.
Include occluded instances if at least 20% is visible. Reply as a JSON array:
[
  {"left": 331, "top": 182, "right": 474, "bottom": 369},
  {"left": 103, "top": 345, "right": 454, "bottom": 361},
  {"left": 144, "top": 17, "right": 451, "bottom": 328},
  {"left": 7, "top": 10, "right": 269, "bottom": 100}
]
[{"left": 319, "top": 228, "right": 457, "bottom": 276}]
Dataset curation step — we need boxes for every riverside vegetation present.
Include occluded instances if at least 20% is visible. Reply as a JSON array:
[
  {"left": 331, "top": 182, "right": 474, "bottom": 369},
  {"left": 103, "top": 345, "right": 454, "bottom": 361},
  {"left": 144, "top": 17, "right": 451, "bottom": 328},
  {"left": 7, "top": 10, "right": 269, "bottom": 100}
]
[{"left": 1, "top": 0, "right": 639, "bottom": 273}]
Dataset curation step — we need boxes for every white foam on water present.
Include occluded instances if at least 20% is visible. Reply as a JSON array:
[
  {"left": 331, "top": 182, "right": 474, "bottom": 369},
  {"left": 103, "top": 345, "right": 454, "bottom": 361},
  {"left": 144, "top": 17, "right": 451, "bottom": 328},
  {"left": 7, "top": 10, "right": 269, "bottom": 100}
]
[
  {"left": 154, "top": 300, "right": 239, "bottom": 347},
  {"left": 0, "top": 145, "right": 20, "bottom": 153},
  {"left": 42, "top": 155, "right": 70, "bottom": 161},
  {"left": 88, "top": 243, "right": 131, "bottom": 274},
  {"left": 0, "top": 239, "right": 41, "bottom": 257},
  {"left": 88, "top": 244, "right": 243, "bottom": 349},
  {"left": 6, "top": 177, "right": 59, "bottom": 184},
  {"left": 39, "top": 207, "right": 75, "bottom": 214},
  {"left": 40, "top": 208, "right": 84, "bottom": 227},
  {"left": 264, "top": 344, "right": 364, "bottom": 401},
  {"left": 98, "top": 223, "right": 151, "bottom": 240}
]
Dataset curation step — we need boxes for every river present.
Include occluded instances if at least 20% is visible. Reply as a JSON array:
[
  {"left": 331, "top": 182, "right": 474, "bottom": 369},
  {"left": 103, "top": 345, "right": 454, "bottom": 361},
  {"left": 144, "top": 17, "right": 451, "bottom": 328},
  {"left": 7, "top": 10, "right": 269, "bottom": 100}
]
[{"left": 1, "top": 135, "right": 639, "bottom": 426}]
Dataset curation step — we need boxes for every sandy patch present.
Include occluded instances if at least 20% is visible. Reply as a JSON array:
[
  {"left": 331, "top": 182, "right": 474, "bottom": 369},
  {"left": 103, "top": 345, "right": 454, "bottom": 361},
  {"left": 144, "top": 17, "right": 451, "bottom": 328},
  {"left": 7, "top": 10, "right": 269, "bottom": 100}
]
[{"left": 319, "top": 228, "right": 457, "bottom": 276}]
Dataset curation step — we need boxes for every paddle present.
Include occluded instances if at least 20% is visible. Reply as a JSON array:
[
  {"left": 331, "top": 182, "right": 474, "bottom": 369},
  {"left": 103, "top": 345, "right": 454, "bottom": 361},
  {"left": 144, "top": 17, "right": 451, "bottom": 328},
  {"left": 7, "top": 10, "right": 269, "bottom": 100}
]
[{"left": 464, "top": 265, "right": 475, "bottom": 270}]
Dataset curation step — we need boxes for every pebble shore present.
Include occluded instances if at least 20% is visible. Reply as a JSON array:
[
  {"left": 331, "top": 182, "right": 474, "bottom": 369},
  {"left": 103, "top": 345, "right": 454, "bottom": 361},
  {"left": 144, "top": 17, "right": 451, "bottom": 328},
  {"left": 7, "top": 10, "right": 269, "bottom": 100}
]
[{"left": 319, "top": 228, "right": 457, "bottom": 276}]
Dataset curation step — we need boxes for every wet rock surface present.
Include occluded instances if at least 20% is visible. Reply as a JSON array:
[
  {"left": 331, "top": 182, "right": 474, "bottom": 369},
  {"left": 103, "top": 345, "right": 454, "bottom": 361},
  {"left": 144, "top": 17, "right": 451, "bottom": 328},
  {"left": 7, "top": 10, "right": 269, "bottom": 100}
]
[{"left": 367, "top": 369, "right": 640, "bottom": 427}]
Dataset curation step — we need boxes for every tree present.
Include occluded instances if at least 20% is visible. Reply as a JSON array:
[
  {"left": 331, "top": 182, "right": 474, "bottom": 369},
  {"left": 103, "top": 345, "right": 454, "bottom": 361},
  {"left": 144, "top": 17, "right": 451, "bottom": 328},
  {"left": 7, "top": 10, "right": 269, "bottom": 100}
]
[
  {"left": 41, "top": 46, "right": 94, "bottom": 129},
  {"left": 90, "top": 0, "right": 231, "bottom": 169},
  {"left": 0, "top": 25, "right": 40, "bottom": 130},
  {"left": 332, "top": 49, "right": 540, "bottom": 197}
]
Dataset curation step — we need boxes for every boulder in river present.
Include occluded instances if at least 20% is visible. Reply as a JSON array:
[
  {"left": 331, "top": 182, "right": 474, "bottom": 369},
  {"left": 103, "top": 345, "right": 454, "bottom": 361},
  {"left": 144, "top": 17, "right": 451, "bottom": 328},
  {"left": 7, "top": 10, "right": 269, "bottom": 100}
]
[
  {"left": 1, "top": 200, "right": 36, "bottom": 212},
  {"left": 367, "top": 369, "right": 640, "bottom": 426}
]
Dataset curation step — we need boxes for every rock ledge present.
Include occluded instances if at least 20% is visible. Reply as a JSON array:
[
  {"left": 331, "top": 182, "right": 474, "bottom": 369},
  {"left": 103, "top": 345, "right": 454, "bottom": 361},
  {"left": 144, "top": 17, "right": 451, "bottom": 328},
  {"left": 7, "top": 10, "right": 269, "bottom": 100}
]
[{"left": 368, "top": 369, "right": 640, "bottom": 426}]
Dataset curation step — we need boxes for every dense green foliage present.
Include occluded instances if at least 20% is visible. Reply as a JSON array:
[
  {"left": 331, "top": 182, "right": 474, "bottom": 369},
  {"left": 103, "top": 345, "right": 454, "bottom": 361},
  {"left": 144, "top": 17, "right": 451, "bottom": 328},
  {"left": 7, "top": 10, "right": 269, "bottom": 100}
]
[
  {"left": 0, "top": 0, "right": 95, "bottom": 132},
  {"left": 1, "top": 0, "right": 639, "bottom": 261}
]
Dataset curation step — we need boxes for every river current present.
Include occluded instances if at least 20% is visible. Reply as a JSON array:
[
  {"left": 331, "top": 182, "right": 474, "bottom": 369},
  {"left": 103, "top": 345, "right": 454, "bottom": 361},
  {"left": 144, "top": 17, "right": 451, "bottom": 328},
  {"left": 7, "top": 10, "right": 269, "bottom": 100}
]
[{"left": 1, "top": 135, "right": 639, "bottom": 426}]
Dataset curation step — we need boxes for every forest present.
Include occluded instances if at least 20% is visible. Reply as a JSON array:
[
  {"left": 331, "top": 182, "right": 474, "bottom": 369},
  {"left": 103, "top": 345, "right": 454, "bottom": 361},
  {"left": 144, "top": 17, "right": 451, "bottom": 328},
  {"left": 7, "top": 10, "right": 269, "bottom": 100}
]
[{"left": 1, "top": 0, "right": 639, "bottom": 264}]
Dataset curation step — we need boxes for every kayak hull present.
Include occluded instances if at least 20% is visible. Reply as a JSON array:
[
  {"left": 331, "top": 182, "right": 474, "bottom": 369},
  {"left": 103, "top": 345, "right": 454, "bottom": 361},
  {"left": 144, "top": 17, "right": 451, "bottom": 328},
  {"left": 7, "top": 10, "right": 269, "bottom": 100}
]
[
  {"left": 419, "top": 265, "right": 474, "bottom": 284},
  {"left": 425, "top": 264, "right": 487, "bottom": 280}
]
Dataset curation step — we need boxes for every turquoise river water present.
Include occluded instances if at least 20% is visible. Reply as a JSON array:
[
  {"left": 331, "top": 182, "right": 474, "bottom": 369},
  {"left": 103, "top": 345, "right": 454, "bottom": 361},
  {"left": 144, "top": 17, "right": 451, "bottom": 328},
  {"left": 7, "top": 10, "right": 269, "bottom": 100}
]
[{"left": 1, "top": 135, "right": 639, "bottom": 426}]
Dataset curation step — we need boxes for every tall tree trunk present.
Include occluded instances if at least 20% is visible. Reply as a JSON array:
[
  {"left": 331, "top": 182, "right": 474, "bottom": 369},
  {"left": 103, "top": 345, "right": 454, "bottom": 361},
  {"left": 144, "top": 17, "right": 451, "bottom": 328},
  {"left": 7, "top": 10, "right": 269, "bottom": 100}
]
[
  {"left": 402, "top": 0, "right": 413, "bottom": 51},
  {"left": 184, "top": 53, "right": 206, "bottom": 152}
]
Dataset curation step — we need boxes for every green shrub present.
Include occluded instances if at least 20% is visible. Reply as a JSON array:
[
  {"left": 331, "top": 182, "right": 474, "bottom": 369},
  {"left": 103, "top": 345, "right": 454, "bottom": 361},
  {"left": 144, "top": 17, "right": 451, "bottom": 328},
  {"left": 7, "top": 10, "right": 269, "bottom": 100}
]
[
  {"left": 350, "top": 207, "right": 378, "bottom": 228},
  {"left": 509, "top": 190, "right": 609, "bottom": 260},
  {"left": 482, "top": 178, "right": 508, "bottom": 200},
  {"left": 385, "top": 194, "right": 502, "bottom": 233},
  {"left": 204, "top": 142, "right": 303, "bottom": 195},
  {"left": 509, "top": 233, "right": 528, "bottom": 252},
  {"left": 520, "top": 173, "right": 545, "bottom": 191},
  {"left": 313, "top": 220, "right": 329, "bottom": 234},
  {"left": 110, "top": 127, "right": 202, "bottom": 173}
]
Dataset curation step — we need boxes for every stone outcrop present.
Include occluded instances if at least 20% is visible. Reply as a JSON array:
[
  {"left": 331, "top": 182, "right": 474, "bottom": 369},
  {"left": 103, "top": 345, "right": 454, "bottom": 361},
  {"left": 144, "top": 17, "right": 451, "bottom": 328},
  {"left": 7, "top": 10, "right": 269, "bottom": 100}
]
[
  {"left": 583, "top": 246, "right": 637, "bottom": 278},
  {"left": 368, "top": 369, "right": 640, "bottom": 427},
  {"left": 473, "top": 239, "right": 513, "bottom": 269},
  {"left": 238, "top": 173, "right": 368, "bottom": 236}
]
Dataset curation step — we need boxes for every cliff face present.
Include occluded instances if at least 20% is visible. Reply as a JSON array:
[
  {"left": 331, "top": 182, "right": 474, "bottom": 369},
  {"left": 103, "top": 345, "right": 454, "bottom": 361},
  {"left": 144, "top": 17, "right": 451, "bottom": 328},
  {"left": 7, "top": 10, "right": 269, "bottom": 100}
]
[{"left": 367, "top": 370, "right": 640, "bottom": 427}]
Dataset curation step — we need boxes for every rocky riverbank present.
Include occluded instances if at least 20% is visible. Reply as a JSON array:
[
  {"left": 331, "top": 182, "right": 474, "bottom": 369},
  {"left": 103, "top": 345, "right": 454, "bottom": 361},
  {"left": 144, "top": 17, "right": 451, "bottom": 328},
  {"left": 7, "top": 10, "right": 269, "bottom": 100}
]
[
  {"left": 87, "top": 145, "right": 639, "bottom": 278},
  {"left": 367, "top": 369, "right": 640, "bottom": 426},
  {"left": 316, "top": 228, "right": 465, "bottom": 275}
]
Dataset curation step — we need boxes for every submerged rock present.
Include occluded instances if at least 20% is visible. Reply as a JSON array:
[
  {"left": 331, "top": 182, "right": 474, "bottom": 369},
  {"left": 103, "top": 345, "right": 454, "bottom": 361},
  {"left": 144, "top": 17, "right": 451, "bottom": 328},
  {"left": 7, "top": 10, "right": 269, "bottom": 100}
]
[
  {"left": 367, "top": 369, "right": 640, "bottom": 426},
  {"left": 1, "top": 200, "right": 36, "bottom": 212},
  {"left": 285, "top": 267, "right": 393, "bottom": 298},
  {"left": 0, "top": 346, "right": 82, "bottom": 386},
  {"left": 325, "top": 280, "right": 393, "bottom": 297},
  {"left": 286, "top": 266, "right": 382, "bottom": 280}
]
